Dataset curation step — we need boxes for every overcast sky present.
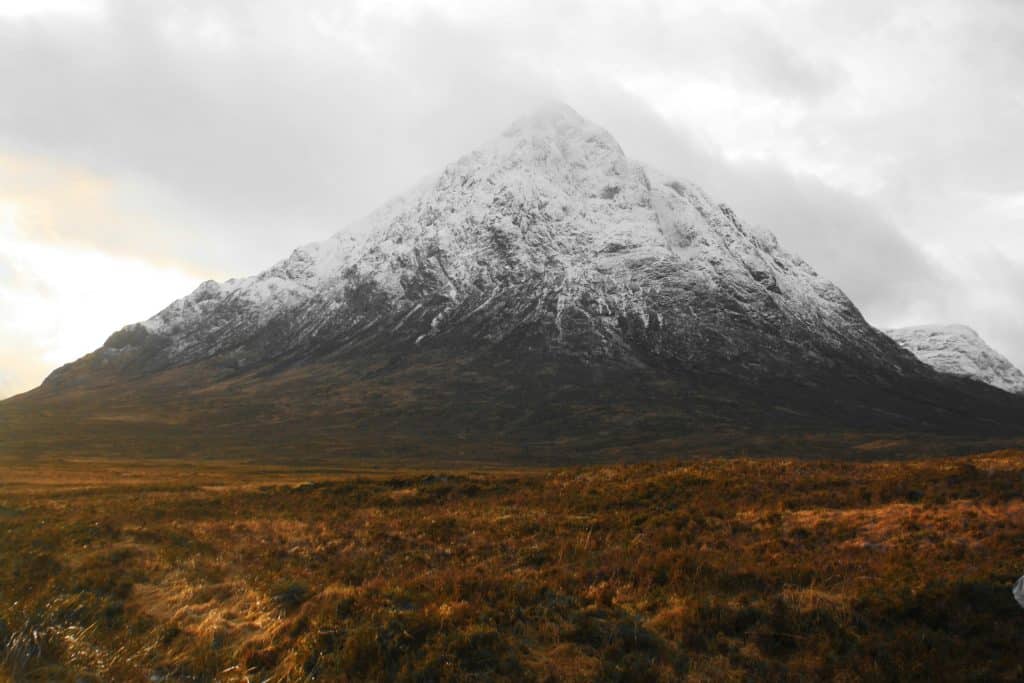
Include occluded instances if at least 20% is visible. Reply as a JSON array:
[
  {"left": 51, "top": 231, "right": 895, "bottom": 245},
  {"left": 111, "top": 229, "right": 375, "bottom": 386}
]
[{"left": 1, "top": 0, "right": 1022, "bottom": 398}]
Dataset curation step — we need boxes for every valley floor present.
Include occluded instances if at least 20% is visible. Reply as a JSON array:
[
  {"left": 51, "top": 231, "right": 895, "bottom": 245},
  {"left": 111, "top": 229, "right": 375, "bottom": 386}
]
[{"left": 1, "top": 452, "right": 1022, "bottom": 681}]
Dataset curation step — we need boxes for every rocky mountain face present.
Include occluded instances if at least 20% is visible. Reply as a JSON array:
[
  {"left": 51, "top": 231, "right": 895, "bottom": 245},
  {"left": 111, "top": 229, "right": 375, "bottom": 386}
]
[
  {"left": 886, "top": 325, "right": 1024, "bottom": 395},
  {"left": 4, "top": 104, "right": 1023, "bottom": 462}
]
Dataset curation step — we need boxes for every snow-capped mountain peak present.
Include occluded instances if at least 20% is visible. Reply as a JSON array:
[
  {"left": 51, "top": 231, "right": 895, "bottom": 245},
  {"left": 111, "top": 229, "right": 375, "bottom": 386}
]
[
  {"left": 23, "top": 103, "right": 1024, "bottom": 454},
  {"left": 49, "top": 104, "right": 912, "bottom": 387},
  {"left": 886, "top": 324, "right": 1024, "bottom": 394}
]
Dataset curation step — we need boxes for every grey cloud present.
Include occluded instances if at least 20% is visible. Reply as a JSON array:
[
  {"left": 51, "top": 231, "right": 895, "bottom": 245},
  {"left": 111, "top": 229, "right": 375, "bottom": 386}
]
[
  {"left": 550, "top": 4, "right": 848, "bottom": 102},
  {"left": 712, "top": 19, "right": 847, "bottom": 101},
  {"left": 0, "top": 1, "right": 555, "bottom": 273},
  {"left": 819, "top": 1, "right": 1024, "bottom": 201},
  {"left": 961, "top": 252, "right": 1024, "bottom": 369}
]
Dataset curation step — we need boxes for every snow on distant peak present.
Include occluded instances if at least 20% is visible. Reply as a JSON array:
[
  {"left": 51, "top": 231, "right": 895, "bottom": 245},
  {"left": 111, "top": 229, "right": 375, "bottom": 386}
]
[{"left": 886, "top": 324, "right": 1024, "bottom": 394}]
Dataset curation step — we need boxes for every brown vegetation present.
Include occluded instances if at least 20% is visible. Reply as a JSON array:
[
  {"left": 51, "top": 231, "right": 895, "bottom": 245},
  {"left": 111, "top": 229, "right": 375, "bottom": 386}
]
[{"left": 1, "top": 452, "right": 1023, "bottom": 681}]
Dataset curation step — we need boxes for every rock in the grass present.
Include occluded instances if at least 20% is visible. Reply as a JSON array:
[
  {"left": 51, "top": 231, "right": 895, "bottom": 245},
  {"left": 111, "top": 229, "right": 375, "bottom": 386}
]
[{"left": 1014, "top": 576, "right": 1024, "bottom": 609}]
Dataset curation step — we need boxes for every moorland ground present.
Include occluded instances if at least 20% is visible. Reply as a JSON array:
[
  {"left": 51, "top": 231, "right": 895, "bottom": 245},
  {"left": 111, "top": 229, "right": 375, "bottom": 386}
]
[{"left": 1, "top": 452, "right": 1023, "bottom": 682}]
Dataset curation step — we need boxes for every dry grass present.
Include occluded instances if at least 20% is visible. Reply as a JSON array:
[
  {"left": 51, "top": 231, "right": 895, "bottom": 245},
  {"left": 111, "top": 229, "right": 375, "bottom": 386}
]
[{"left": 1, "top": 452, "right": 1023, "bottom": 681}]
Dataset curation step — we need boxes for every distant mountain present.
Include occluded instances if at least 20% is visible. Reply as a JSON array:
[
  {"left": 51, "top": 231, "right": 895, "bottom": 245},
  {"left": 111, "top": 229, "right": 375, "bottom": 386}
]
[
  {"left": 886, "top": 325, "right": 1024, "bottom": 395},
  {"left": 3, "top": 104, "right": 1022, "bottom": 462}
]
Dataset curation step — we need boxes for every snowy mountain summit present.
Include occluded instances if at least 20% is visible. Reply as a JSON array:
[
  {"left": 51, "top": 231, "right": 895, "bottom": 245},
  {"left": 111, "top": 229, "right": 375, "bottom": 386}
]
[
  {"left": 886, "top": 325, "right": 1024, "bottom": 395},
  {"left": 24, "top": 103, "right": 1024, "bottom": 459},
  {"left": 48, "top": 103, "right": 902, "bottom": 385}
]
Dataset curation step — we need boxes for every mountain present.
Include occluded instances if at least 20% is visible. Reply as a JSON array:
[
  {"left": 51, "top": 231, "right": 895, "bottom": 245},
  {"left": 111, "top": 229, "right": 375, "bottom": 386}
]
[
  {"left": 47, "top": 104, "right": 901, "bottom": 385},
  {"left": 3, "top": 104, "right": 1023, "bottom": 462},
  {"left": 886, "top": 325, "right": 1024, "bottom": 395}
]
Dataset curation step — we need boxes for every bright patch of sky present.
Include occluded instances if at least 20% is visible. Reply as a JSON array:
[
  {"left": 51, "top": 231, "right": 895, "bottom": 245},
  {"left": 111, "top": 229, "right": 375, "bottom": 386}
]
[{"left": 0, "top": 202, "right": 202, "bottom": 396}]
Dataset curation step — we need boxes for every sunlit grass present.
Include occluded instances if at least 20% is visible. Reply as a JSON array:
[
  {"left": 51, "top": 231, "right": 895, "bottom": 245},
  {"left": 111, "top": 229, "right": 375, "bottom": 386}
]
[{"left": 1, "top": 452, "right": 1022, "bottom": 680}]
